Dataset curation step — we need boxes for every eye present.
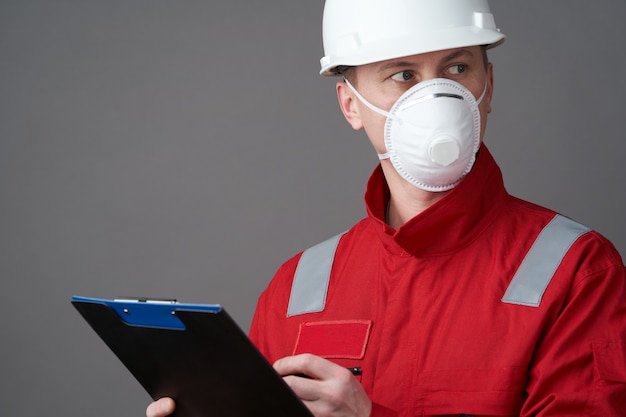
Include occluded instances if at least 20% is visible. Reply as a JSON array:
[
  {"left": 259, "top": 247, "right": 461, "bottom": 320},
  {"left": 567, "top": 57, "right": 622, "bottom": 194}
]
[
  {"left": 390, "top": 70, "right": 414, "bottom": 82},
  {"left": 448, "top": 64, "right": 467, "bottom": 75}
]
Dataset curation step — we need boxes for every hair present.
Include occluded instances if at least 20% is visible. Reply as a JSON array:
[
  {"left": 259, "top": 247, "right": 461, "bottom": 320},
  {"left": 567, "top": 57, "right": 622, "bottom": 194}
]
[
  {"left": 334, "top": 46, "right": 490, "bottom": 86},
  {"left": 334, "top": 65, "right": 356, "bottom": 82}
]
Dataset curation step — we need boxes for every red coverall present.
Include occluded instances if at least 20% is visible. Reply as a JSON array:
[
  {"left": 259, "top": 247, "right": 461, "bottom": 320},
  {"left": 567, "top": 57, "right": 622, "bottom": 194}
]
[{"left": 249, "top": 146, "right": 626, "bottom": 416}]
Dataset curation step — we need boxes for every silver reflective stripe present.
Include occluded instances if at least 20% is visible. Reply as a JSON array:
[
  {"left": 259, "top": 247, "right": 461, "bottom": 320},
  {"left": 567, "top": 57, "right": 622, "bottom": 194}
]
[
  {"left": 287, "top": 233, "right": 344, "bottom": 317},
  {"left": 502, "top": 214, "right": 591, "bottom": 307}
]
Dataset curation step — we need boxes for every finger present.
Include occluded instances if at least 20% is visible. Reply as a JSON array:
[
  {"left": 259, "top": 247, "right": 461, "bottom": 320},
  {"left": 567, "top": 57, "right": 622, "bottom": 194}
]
[
  {"left": 146, "top": 397, "right": 175, "bottom": 417},
  {"left": 274, "top": 354, "right": 343, "bottom": 380},
  {"left": 282, "top": 374, "right": 322, "bottom": 402}
]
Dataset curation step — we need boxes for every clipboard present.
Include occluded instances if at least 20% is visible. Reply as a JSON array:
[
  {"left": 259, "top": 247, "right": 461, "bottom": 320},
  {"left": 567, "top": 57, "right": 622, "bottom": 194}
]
[{"left": 71, "top": 296, "right": 313, "bottom": 417}]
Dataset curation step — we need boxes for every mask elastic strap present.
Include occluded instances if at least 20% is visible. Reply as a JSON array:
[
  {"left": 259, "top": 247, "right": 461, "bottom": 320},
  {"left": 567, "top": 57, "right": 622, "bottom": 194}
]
[
  {"left": 343, "top": 78, "right": 390, "bottom": 118},
  {"left": 343, "top": 78, "right": 392, "bottom": 160},
  {"left": 476, "top": 80, "right": 488, "bottom": 105}
]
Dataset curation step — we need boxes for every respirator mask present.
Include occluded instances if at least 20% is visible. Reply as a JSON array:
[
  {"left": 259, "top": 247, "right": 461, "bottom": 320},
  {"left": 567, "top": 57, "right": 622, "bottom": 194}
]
[{"left": 346, "top": 78, "right": 486, "bottom": 192}]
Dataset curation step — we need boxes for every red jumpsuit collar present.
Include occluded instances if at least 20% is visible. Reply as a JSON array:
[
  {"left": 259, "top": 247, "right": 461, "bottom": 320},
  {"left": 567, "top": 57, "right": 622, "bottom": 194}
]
[{"left": 365, "top": 145, "right": 508, "bottom": 256}]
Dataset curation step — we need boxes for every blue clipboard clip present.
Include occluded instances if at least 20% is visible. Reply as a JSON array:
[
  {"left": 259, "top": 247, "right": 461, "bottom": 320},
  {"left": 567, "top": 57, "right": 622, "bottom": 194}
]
[{"left": 71, "top": 296, "right": 222, "bottom": 330}]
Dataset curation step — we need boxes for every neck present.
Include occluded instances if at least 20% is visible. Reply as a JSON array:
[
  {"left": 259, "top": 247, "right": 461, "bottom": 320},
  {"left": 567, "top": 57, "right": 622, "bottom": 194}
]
[{"left": 382, "top": 162, "right": 450, "bottom": 229}]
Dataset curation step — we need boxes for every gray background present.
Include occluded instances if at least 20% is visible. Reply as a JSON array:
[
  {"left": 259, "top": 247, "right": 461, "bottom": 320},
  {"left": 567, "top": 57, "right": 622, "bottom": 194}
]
[{"left": 1, "top": 1, "right": 624, "bottom": 416}]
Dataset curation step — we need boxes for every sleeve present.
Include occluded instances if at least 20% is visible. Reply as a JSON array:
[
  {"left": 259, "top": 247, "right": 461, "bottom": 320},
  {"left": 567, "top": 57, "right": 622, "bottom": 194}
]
[
  {"left": 248, "top": 289, "right": 267, "bottom": 353},
  {"left": 521, "top": 236, "right": 626, "bottom": 416},
  {"left": 248, "top": 253, "right": 302, "bottom": 364}
]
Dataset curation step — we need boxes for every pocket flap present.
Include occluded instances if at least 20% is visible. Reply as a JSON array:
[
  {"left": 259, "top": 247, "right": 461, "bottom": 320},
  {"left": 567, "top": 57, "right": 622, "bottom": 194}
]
[
  {"left": 593, "top": 341, "right": 626, "bottom": 383},
  {"left": 415, "top": 367, "right": 526, "bottom": 416},
  {"left": 293, "top": 320, "right": 372, "bottom": 359}
]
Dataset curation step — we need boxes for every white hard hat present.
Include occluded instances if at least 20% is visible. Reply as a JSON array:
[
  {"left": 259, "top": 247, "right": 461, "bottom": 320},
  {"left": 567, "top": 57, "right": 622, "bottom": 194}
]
[{"left": 320, "top": 0, "right": 506, "bottom": 76}]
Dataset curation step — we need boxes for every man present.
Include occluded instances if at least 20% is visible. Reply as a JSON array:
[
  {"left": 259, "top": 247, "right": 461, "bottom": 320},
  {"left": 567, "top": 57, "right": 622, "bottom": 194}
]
[{"left": 148, "top": 0, "right": 626, "bottom": 415}]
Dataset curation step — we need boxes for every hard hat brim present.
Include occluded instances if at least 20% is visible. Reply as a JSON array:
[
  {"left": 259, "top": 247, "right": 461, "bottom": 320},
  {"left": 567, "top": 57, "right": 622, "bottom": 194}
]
[{"left": 320, "top": 29, "right": 505, "bottom": 76}]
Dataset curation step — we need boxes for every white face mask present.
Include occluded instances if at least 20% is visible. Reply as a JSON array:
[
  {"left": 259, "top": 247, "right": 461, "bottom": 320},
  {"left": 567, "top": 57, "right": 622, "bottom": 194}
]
[{"left": 345, "top": 78, "right": 486, "bottom": 192}]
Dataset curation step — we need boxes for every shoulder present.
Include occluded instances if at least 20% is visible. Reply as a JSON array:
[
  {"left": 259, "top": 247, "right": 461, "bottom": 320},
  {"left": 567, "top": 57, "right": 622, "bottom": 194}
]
[
  {"left": 567, "top": 228, "right": 625, "bottom": 282},
  {"left": 259, "top": 218, "right": 372, "bottom": 298}
]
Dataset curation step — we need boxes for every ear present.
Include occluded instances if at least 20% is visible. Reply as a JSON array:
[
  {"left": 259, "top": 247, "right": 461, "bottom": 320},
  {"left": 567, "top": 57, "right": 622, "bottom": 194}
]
[
  {"left": 336, "top": 81, "right": 364, "bottom": 130},
  {"left": 484, "top": 63, "right": 494, "bottom": 114}
]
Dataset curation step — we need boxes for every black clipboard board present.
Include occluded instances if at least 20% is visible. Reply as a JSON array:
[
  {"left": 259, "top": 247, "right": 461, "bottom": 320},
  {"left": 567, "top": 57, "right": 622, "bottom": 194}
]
[{"left": 71, "top": 296, "right": 313, "bottom": 417}]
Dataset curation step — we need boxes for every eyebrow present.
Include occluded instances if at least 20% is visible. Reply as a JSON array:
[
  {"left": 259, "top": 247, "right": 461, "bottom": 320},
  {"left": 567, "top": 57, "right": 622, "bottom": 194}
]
[
  {"left": 377, "top": 60, "right": 417, "bottom": 74},
  {"left": 442, "top": 48, "right": 475, "bottom": 63},
  {"left": 377, "top": 48, "right": 476, "bottom": 74}
]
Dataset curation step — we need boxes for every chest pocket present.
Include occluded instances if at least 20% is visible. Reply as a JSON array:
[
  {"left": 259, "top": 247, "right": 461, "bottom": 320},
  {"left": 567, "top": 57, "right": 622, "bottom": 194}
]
[{"left": 414, "top": 367, "right": 527, "bottom": 416}]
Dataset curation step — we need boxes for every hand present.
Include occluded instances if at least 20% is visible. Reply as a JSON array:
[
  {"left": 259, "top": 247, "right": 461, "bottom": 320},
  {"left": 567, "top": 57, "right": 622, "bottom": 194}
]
[
  {"left": 274, "top": 354, "right": 371, "bottom": 417},
  {"left": 146, "top": 397, "right": 175, "bottom": 417}
]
